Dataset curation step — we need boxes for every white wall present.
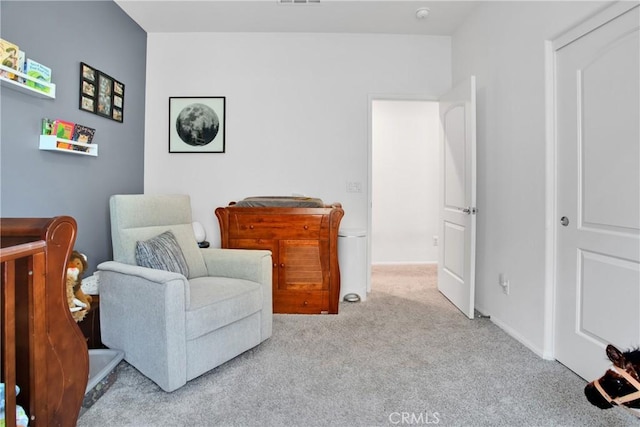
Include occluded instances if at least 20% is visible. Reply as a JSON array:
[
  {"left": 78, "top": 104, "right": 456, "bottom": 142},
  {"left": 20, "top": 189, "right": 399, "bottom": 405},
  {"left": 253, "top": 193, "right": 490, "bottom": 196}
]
[
  {"left": 372, "top": 100, "right": 440, "bottom": 264},
  {"left": 144, "top": 32, "right": 451, "bottom": 247},
  {"left": 451, "top": 1, "right": 609, "bottom": 356}
]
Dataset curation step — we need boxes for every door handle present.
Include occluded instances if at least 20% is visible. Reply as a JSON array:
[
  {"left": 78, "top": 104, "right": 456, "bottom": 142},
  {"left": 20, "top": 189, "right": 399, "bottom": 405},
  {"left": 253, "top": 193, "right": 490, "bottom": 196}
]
[
  {"left": 560, "top": 216, "right": 570, "bottom": 226},
  {"left": 461, "top": 207, "right": 477, "bottom": 215}
]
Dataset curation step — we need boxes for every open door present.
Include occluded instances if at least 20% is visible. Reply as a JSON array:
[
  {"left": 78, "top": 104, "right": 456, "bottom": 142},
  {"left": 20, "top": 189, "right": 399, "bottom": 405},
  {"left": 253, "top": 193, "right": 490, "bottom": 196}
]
[{"left": 438, "top": 76, "right": 477, "bottom": 319}]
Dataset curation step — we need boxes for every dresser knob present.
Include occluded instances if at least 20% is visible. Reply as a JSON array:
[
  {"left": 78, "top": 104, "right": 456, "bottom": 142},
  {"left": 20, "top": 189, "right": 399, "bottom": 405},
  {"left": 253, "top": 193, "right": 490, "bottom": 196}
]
[
  {"left": 303, "top": 301, "right": 308, "bottom": 306},
  {"left": 303, "top": 225, "right": 308, "bottom": 230},
  {"left": 249, "top": 225, "right": 254, "bottom": 229},
  {"left": 280, "top": 263, "right": 285, "bottom": 268},
  {"left": 273, "top": 263, "right": 277, "bottom": 268}
]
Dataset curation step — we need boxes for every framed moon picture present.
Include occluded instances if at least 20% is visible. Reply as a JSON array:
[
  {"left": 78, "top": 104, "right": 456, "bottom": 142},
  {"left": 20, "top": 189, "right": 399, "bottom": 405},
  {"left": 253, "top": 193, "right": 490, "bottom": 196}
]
[{"left": 169, "top": 96, "right": 226, "bottom": 153}]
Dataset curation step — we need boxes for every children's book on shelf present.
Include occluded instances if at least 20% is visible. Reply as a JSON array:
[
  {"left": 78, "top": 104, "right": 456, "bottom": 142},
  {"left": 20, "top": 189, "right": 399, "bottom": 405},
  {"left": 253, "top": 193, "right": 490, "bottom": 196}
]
[
  {"left": 16, "top": 50, "right": 26, "bottom": 82},
  {"left": 52, "top": 120, "right": 75, "bottom": 140},
  {"left": 0, "top": 38, "right": 19, "bottom": 80},
  {"left": 41, "top": 118, "right": 54, "bottom": 135},
  {"left": 72, "top": 124, "right": 96, "bottom": 144},
  {"left": 25, "top": 58, "right": 52, "bottom": 93},
  {"left": 72, "top": 144, "right": 89, "bottom": 153}
]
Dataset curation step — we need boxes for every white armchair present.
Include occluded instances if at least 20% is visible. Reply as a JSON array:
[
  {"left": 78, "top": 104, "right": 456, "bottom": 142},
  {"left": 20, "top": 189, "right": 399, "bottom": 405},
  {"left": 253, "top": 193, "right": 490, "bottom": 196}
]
[{"left": 97, "top": 194, "right": 272, "bottom": 392}]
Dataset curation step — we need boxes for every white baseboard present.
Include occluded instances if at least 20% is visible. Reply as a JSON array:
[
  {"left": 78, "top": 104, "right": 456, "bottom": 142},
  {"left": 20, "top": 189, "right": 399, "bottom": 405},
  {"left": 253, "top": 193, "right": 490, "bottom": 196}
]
[
  {"left": 476, "top": 305, "right": 547, "bottom": 360},
  {"left": 372, "top": 261, "right": 438, "bottom": 266},
  {"left": 492, "top": 316, "right": 546, "bottom": 359}
]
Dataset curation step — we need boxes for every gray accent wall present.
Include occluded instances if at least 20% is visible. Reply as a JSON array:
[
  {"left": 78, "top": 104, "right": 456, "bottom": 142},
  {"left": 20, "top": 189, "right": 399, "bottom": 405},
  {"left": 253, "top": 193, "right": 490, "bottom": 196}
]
[{"left": 1, "top": 1, "right": 146, "bottom": 272}]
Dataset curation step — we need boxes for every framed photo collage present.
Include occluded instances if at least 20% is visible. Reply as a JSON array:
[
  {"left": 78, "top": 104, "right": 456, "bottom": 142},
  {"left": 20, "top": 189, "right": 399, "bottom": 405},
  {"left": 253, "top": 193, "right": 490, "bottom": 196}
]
[{"left": 79, "top": 62, "right": 124, "bottom": 123}]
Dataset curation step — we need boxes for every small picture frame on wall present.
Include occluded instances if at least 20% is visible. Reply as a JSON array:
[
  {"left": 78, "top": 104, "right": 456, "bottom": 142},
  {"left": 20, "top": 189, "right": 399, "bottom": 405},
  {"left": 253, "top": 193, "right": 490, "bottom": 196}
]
[
  {"left": 97, "top": 72, "right": 113, "bottom": 118},
  {"left": 114, "top": 81, "right": 124, "bottom": 96},
  {"left": 79, "top": 62, "right": 96, "bottom": 113},
  {"left": 78, "top": 62, "right": 124, "bottom": 122},
  {"left": 82, "top": 80, "right": 95, "bottom": 97},
  {"left": 81, "top": 62, "right": 95, "bottom": 82},
  {"left": 80, "top": 96, "right": 95, "bottom": 113},
  {"left": 169, "top": 96, "right": 225, "bottom": 153}
]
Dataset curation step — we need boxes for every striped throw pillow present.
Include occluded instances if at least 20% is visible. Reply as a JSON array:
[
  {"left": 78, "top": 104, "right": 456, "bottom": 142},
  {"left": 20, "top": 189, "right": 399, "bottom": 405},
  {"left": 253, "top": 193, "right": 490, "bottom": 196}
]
[{"left": 135, "top": 231, "right": 190, "bottom": 277}]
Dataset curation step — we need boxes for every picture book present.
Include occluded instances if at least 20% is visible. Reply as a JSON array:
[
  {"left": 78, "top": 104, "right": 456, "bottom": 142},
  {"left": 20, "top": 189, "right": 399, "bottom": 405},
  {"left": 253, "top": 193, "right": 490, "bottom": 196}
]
[
  {"left": 41, "top": 118, "right": 54, "bottom": 135},
  {"left": 52, "top": 120, "right": 75, "bottom": 140},
  {"left": 16, "top": 50, "right": 26, "bottom": 82},
  {"left": 72, "top": 124, "right": 96, "bottom": 144},
  {"left": 25, "top": 58, "right": 52, "bottom": 93},
  {"left": 0, "top": 38, "right": 19, "bottom": 79},
  {"left": 72, "top": 144, "right": 89, "bottom": 153}
]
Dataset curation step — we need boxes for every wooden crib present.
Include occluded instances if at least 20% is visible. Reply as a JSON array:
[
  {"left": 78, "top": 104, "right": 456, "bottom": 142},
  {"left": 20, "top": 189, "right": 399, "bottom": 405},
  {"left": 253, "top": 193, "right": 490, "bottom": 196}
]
[{"left": 1, "top": 217, "right": 88, "bottom": 427}]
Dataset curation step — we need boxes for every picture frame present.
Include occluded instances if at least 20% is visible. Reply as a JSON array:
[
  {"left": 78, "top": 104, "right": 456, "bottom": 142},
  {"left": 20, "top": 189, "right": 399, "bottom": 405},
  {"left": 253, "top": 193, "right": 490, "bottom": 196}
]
[
  {"left": 81, "top": 62, "right": 95, "bottom": 82},
  {"left": 80, "top": 96, "right": 95, "bottom": 113},
  {"left": 82, "top": 80, "right": 95, "bottom": 97},
  {"left": 78, "top": 62, "right": 124, "bottom": 122},
  {"left": 97, "top": 72, "right": 113, "bottom": 118},
  {"left": 169, "top": 97, "right": 225, "bottom": 153},
  {"left": 114, "top": 81, "right": 124, "bottom": 96},
  {"left": 111, "top": 79, "right": 124, "bottom": 123},
  {"left": 79, "top": 62, "right": 96, "bottom": 113}
]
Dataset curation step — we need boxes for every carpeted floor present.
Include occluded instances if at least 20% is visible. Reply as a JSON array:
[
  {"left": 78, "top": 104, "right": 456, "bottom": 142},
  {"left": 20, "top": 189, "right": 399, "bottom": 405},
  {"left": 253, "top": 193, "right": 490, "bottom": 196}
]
[{"left": 77, "top": 264, "right": 638, "bottom": 426}]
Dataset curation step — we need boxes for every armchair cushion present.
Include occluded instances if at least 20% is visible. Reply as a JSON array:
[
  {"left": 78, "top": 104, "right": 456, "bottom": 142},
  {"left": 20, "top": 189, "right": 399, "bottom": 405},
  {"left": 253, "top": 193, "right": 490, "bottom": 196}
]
[
  {"left": 136, "top": 231, "right": 190, "bottom": 277},
  {"left": 186, "top": 277, "right": 263, "bottom": 340}
]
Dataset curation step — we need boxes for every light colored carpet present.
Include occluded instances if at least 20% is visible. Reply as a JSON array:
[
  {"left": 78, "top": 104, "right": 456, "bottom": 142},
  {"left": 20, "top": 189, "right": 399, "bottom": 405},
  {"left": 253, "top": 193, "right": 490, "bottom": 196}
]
[{"left": 77, "top": 264, "right": 637, "bottom": 426}]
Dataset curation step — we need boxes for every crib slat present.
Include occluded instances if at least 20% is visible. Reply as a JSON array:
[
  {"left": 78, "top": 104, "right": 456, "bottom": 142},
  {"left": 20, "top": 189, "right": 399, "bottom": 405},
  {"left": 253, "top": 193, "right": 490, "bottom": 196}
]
[
  {"left": 30, "top": 250, "right": 46, "bottom": 425},
  {"left": 2, "top": 258, "right": 17, "bottom": 427}
]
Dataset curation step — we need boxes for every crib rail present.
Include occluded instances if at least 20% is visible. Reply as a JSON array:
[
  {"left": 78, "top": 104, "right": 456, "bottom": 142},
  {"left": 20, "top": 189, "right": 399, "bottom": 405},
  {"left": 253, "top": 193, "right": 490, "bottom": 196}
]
[
  {"left": 1, "top": 241, "right": 46, "bottom": 427},
  {"left": 1, "top": 217, "right": 88, "bottom": 427}
]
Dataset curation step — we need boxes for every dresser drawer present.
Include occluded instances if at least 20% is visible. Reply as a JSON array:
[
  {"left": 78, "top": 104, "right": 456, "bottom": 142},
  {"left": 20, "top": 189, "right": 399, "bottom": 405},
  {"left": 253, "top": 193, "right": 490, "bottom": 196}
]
[
  {"left": 229, "top": 214, "right": 323, "bottom": 239},
  {"left": 274, "top": 290, "right": 330, "bottom": 314}
]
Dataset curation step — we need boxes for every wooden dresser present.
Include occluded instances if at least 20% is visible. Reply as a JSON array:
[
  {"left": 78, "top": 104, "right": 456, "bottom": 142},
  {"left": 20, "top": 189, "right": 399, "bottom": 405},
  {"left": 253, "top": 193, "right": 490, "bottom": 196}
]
[{"left": 216, "top": 200, "right": 344, "bottom": 314}]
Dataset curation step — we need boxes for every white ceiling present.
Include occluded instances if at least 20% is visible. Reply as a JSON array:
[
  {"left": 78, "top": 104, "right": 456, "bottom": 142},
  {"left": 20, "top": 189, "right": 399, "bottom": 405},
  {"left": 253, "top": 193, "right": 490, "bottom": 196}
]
[{"left": 114, "top": 0, "right": 479, "bottom": 35}]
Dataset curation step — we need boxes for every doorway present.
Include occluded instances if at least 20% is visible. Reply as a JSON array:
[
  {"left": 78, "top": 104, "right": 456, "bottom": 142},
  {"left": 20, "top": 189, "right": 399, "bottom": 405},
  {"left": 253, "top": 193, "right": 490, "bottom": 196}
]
[{"left": 370, "top": 99, "right": 440, "bottom": 266}]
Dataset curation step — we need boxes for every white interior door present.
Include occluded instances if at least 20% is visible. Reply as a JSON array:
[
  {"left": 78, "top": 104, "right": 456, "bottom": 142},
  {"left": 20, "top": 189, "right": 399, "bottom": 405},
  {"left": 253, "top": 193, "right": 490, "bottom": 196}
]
[
  {"left": 438, "top": 76, "right": 477, "bottom": 319},
  {"left": 554, "top": 4, "right": 640, "bottom": 381}
]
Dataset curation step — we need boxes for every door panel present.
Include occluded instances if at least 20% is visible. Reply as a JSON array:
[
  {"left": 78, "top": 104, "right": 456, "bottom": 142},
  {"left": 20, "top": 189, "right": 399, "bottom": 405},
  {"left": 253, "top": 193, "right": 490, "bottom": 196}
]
[
  {"left": 443, "top": 105, "right": 466, "bottom": 209},
  {"left": 555, "top": 4, "right": 639, "bottom": 381},
  {"left": 579, "top": 250, "right": 639, "bottom": 347},
  {"left": 279, "top": 240, "right": 327, "bottom": 291},
  {"left": 443, "top": 221, "right": 465, "bottom": 282},
  {"left": 438, "top": 76, "right": 477, "bottom": 319},
  {"left": 580, "top": 31, "right": 640, "bottom": 231}
]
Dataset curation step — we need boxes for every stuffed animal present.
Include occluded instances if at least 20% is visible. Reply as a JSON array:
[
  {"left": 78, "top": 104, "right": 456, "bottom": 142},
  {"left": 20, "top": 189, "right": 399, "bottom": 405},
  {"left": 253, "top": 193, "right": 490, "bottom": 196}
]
[
  {"left": 66, "top": 267, "right": 86, "bottom": 322},
  {"left": 66, "top": 251, "right": 92, "bottom": 322}
]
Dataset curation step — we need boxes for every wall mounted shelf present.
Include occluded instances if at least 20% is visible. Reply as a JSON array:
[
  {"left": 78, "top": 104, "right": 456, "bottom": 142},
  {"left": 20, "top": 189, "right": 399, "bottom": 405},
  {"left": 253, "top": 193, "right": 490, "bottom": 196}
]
[
  {"left": 0, "top": 65, "right": 56, "bottom": 99},
  {"left": 39, "top": 135, "right": 98, "bottom": 157}
]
